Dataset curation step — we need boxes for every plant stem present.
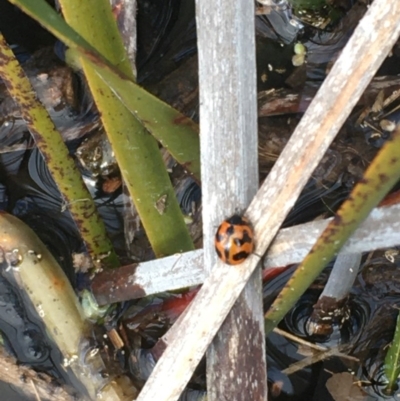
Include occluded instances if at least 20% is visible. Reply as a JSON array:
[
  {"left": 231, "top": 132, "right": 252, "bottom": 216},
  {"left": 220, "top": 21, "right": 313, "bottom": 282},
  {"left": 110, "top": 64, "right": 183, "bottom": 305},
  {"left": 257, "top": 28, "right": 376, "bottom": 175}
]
[{"left": 0, "top": 32, "right": 119, "bottom": 268}]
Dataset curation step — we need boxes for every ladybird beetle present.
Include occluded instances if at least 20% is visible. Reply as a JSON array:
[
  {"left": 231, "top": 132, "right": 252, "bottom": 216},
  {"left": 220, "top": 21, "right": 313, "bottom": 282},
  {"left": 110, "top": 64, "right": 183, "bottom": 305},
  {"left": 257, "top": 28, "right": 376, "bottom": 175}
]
[{"left": 214, "top": 214, "right": 254, "bottom": 265}]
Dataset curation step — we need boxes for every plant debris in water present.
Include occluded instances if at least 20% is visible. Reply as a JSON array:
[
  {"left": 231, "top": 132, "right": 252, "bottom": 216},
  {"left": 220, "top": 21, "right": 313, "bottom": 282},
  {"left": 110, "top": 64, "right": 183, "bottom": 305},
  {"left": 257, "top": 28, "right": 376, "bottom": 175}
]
[{"left": 1, "top": 0, "right": 400, "bottom": 399}]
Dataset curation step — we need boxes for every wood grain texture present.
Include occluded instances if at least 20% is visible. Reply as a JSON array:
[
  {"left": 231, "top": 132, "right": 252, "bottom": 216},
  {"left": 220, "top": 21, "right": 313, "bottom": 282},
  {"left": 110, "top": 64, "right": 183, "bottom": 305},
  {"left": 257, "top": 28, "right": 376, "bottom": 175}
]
[
  {"left": 91, "top": 203, "right": 400, "bottom": 304},
  {"left": 195, "top": 0, "right": 267, "bottom": 399},
  {"left": 136, "top": 1, "right": 400, "bottom": 400},
  {"left": 91, "top": 250, "right": 204, "bottom": 304},
  {"left": 263, "top": 203, "right": 400, "bottom": 267}
]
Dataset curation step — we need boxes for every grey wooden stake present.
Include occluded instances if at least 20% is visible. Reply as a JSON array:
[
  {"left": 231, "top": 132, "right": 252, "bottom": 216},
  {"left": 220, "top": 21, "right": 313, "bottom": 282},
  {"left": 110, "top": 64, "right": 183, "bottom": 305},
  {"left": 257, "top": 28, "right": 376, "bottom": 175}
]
[
  {"left": 92, "top": 203, "right": 400, "bottom": 303},
  {"left": 195, "top": 0, "right": 267, "bottom": 399}
]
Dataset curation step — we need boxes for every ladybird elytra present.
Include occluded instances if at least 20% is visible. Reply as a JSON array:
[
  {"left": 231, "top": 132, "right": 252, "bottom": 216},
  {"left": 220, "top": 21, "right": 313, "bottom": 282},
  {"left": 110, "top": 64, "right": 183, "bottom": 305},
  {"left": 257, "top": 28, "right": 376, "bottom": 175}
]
[{"left": 214, "top": 214, "right": 254, "bottom": 265}]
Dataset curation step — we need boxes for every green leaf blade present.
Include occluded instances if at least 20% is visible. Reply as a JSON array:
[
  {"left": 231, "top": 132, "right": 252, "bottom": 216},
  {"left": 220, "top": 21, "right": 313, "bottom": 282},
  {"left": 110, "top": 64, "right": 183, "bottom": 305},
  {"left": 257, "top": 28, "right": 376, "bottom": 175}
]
[{"left": 265, "top": 126, "right": 400, "bottom": 334}]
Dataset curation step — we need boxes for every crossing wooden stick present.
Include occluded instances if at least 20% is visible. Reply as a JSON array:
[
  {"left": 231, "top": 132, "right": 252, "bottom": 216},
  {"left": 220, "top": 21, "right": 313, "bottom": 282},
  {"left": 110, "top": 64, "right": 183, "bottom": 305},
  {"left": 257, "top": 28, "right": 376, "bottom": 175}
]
[{"left": 137, "top": 0, "right": 400, "bottom": 399}]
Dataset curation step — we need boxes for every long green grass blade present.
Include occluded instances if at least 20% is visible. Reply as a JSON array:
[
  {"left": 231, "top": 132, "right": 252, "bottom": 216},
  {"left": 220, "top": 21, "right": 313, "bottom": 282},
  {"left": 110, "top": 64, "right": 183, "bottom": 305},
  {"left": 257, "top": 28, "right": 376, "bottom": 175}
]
[
  {"left": 93, "top": 63, "right": 201, "bottom": 180},
  {"left": 9, "top": 0, "right": 201, "bottom": 181},
  {"left": 56, "top": 0, "right": 194, "bottom": 257},
  {"left": 0, "top": 32, "right": 119, "bottom": 268},
  {"left": 385, "top": 311, "right": 400, "bottom": 394},
  {"left": 264, "top": 126, "right": 400, "bottom": 334}
]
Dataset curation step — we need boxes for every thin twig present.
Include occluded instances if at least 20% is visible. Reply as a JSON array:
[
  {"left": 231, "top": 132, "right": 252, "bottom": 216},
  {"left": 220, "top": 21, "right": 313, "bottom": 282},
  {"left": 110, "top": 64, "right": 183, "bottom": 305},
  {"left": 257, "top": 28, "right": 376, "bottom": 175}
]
[
  {"left": 282, "top": 346, "right": 359, "bottom": 376},
  {"left": 31, "top": 379, "right": 42, "bottom": 401},
  {"left": 273, "top": 328, "right": 328, "bottom": 352}
]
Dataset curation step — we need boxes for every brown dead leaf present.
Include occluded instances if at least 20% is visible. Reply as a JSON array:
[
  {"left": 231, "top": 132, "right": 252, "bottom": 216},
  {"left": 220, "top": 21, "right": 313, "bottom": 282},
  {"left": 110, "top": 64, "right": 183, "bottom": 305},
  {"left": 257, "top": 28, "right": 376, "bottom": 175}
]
[{"left": 326, "top": 372, "right": 368, "bottom": 401}]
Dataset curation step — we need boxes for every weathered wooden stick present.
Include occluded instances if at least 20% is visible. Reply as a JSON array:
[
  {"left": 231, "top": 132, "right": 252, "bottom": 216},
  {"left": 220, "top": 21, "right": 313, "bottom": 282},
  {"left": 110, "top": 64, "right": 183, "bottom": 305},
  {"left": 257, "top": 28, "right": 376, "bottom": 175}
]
[
  {"left": 263, "top": 203, "right": 400, "bottom": 268},
  {"left": 137, "top": 1, "right": 400, "bottom": 399},
  {"left": 91, "top": 250, "right": 204, "bottom": 304},
  {"left": 92, "top": 203, "right": 400, "bottom": 304},
  {"left": 195, "top": 0, "right": 266, "bottom": 399}
]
